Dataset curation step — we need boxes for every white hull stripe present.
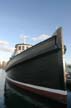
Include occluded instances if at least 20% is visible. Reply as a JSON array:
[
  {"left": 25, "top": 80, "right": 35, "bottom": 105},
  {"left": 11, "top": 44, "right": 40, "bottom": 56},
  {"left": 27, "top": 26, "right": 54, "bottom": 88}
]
[{"left": 6, "top": 76, "right": 67, "bottom": 96}]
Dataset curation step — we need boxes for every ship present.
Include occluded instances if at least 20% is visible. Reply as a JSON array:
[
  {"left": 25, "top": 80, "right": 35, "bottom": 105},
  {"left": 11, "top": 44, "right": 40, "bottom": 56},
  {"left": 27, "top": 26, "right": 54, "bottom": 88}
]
[{"left": 5, "top": 27, "right": 67, "bottom": 105}]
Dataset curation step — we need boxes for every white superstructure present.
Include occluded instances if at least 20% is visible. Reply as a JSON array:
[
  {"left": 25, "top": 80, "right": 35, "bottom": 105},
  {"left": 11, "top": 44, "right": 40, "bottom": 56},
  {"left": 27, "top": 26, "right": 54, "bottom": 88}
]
[{"left": 12, "top": 43, "right": 32, "bottom": 57}]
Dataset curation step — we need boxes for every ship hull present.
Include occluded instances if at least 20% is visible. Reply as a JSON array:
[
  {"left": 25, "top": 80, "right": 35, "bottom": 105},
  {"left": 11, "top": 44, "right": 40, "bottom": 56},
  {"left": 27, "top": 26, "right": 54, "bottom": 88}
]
[{"left": 5, "top": 28, "right": 67, "bottom": 104}]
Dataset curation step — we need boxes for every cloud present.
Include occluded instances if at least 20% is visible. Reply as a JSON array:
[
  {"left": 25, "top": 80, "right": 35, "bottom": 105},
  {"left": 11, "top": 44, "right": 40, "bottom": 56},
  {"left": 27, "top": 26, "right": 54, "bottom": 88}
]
[
  {"left": 0, "top": 47, "right": 14, "bottom": 53},
  {"left": 0, "top": 40, "right": 9, "bottom": 46},
  {"left": 0, "top": 34, "right": 49, "bottom": 54},
  {"left": 0, "top": 40, "right": 14, "bottom": 53},
  {"left": 0, "top": 46, "right": 15, "bottom": 53},
  {"left": 19, "top": 34, "right": 49, "bottom": 45},
  {"left": 32, "top": 34, "right": 49, "bottom": 43}
]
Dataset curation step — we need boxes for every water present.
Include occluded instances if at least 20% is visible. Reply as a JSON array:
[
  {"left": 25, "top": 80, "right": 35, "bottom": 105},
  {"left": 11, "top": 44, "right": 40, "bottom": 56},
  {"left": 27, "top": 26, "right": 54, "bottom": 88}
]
[
  {"left": 0, "top": 69, "right": 6, "bottom": 108},
  {"left": 0, "top": 69, "right": 70, "bottom": 108}
]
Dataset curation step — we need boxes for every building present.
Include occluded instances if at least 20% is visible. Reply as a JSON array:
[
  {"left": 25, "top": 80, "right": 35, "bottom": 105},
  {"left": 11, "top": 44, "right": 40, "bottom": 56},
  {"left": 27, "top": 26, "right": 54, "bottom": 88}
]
[{"left": 0, "top": 61, "right": 7, "bottom": 69}]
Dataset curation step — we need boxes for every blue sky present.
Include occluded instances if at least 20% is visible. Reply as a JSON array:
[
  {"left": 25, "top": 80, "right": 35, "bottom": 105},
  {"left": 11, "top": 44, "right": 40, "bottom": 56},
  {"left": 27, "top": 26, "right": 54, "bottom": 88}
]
[{"left": 0, "top": 0, "right": 71, "bottom": 64}]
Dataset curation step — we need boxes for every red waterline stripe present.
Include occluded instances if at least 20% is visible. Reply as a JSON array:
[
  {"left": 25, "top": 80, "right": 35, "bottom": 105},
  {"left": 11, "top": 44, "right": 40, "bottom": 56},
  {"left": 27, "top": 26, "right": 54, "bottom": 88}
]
[{"left": 6, "top": 77, "right": 67, "bottom": 104}]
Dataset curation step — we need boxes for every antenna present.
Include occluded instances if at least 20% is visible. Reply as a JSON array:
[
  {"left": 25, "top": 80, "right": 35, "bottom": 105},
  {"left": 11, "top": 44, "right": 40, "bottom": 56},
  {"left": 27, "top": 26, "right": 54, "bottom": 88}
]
[
  {"left": 20, "top": 35, "right": 28, "bottom": 44},
  {"left": 24, "top": 35, "right": 27, "bottom": 44}
]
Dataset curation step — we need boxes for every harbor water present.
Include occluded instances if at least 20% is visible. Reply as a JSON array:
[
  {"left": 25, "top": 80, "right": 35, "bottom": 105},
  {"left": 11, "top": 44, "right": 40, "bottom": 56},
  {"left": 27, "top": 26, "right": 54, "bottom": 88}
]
[
  {"left": 0, "top": 69, "right": 71, "bottom": 108},
  {"left": 0, "top": 69, "right": 6, "bottom": 108}
]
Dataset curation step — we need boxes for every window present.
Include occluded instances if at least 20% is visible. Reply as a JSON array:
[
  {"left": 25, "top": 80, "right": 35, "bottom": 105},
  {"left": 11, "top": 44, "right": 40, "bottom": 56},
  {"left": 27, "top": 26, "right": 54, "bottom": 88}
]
[
  {"left": 18, "top": 46, "right": 21, "bottom": 50},
  {"left": 22, "top": 46, "right": 24, "bottom": 50}
]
